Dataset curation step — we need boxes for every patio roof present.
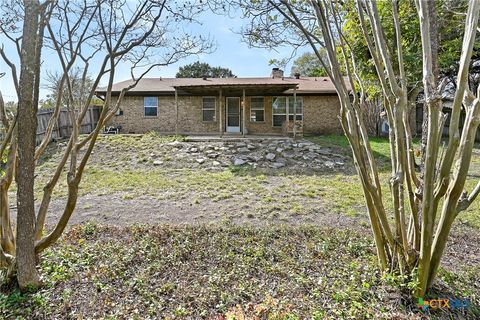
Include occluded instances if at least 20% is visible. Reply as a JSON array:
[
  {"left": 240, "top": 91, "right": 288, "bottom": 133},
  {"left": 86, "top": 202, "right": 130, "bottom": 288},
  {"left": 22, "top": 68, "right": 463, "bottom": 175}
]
[{"left": 173, "top": 82, "right": 298, "bottom": 96}]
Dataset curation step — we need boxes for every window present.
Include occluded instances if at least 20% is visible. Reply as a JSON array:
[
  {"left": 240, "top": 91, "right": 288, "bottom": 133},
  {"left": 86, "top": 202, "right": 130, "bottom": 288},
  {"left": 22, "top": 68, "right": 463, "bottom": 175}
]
[
  {"left": 250, "top": 97, "right": 264, "bottom": 122},
  {"left": 272, "top": 97, "right": 287, "bottom": 127},
  {"left": 144, "top": 96, "right": 158, "bottom": 117},
  {"left": 272, "top": 96, "right": 303, "bottom": 127},
  {"left": 202, "top": 97, "right": 216, "bottom": 121},
  {"left": 288, "top": 97, "right": 303, "bottom": 121}
]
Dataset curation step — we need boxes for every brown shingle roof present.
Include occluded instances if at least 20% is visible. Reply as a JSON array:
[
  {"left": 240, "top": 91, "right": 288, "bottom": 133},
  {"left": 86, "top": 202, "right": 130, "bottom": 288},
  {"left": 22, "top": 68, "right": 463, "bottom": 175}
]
[{"left": 97, "top": 76, "right": 340, "bottom": 95}]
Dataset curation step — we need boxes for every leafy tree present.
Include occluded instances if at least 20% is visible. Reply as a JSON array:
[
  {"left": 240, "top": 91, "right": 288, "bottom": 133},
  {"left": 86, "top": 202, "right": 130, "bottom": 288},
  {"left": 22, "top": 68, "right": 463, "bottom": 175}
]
[
  {"left": 342, "top": 0, "right": 479, "bottom": 95},
  {"left": 290, "top": 52, "right": 327, "bottom": 77},
  {"left": 41, "top": 69, "right": 103, "bottom": 109},
  {"left": 176, "top": 61, "right": 235, "bottom": 78}
]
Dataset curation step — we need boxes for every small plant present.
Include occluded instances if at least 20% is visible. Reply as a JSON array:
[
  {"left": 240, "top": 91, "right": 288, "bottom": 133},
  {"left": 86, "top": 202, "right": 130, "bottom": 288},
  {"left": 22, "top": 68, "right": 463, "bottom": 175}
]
[{"left": 82, "top": 222, "right": 98, "bottom": 237}]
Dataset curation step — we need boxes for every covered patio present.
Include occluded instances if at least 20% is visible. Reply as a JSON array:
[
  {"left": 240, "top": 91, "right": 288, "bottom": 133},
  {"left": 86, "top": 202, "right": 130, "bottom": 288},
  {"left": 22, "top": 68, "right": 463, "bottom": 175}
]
[{"left": 173, "top": 81, "right": 303, "bottom": 138}]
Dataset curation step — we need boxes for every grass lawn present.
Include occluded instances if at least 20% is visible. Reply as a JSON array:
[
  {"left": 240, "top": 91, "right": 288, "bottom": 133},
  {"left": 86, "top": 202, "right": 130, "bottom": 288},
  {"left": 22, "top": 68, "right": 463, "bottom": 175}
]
[
  {"left": 307, "top": 135, "right": 480, "bottom": 229},
  {"left": 2, "top": 134, "right": 479, "bottom": 319}
]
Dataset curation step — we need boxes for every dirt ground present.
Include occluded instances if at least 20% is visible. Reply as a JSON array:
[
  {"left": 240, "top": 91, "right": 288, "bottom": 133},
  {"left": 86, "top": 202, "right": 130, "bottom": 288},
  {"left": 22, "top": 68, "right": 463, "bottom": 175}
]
[
  {"left": 20, "top": 135, "right": 477, "bottom": 271},
  {"left": 27, "top": 135, "right": 355, "bottom": 227}
]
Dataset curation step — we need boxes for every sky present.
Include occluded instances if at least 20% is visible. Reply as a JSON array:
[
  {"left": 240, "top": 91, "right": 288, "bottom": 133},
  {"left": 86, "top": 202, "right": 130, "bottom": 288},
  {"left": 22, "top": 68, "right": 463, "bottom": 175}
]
[{"left": 0, "top": 6, "right": 309, "bottom": 103}]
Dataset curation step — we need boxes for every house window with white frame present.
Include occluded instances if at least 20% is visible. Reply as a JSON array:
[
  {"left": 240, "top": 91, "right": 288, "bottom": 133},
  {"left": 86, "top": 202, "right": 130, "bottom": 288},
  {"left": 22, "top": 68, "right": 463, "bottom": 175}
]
[
  {"left": 202, "top": 97, "right": 216, "bottom": 121},
  {"left": 144, "top": 96, "right": 158, "bottom": 117},
  {"left": 250, "top": 97, "right": 264, "bottom": 122},
  {"left": 272, "top": 96, "right": 303, "bottom": 127},
  {"left": 272, "top": 97, "right": 287, "bottom": 127},
  {"left": 288, "top": 97, "right": 303, "bottom": 121}
]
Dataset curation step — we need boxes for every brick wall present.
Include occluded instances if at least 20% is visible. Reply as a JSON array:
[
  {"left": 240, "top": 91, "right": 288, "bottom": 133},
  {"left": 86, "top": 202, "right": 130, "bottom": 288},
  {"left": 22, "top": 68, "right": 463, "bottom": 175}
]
[
  {"left": 303, "top": 95, "right": 343, "bottom": 135},
  {"left": 108, "top": 94, "right": 343, "bottom": 135},
  {"left": 108, "top": 95, "right": 218, "bottom": 134}
]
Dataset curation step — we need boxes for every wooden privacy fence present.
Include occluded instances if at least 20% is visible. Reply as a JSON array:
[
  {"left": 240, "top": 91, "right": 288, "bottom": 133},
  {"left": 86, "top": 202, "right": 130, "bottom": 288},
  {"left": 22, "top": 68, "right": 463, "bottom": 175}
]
[
  {"left": 0, "top": 107, "right": 101, "bottom": 144},
  {"left": 35, "top": 106, "right": 101, "bottom": 145}
]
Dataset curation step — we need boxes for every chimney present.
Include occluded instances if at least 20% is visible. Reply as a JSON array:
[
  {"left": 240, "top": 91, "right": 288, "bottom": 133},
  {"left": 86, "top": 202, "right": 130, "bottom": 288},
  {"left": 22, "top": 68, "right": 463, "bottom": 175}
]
[
  {"left": 271, "top": 67, "right": 284, "bottom": 79},
  {"left": 294, "top": 72, "right": 300, "bottom": 79}
]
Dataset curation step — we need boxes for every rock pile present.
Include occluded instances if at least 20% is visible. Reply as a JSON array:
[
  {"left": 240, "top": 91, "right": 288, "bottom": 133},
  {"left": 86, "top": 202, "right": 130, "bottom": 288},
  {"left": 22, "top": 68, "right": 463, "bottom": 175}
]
[{"left": 159, "top": 139, "right": 348, "bottom": 172}]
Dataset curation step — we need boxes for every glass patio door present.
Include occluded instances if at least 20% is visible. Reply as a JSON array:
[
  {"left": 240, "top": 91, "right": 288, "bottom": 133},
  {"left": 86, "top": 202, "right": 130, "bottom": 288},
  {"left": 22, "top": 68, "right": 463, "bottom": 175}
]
[{"left": 226, "top": 97, "right": 241, "bottom": 133}]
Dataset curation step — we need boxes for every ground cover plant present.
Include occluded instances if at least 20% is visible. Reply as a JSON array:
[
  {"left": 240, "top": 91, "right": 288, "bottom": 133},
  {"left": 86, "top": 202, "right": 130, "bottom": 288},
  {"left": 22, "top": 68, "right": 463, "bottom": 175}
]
[{"left": 1, "top": 223, "right": 479, "bottom": 319}]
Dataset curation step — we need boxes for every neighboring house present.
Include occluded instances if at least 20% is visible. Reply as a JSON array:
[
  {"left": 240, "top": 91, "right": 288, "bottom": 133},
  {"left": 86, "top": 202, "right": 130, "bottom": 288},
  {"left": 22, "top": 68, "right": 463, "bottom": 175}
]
[
  {"left": 415, "top": 94, "right": 480, "bottom": 141},
  {"left": 96, "top": 68, "right": 344, "bottom": 136}
]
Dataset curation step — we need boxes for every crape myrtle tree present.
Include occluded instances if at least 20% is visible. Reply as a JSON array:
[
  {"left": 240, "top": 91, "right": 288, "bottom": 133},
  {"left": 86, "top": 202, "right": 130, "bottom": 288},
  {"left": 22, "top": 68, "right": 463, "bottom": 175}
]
[
  {"left": 234, "top": 0, "right": 480, "bottom": 297},
  {"left": 0, "top": 0, "right": 50, "bottom": 289},
  {"left": 0, "top": 0, "right": 212, "bottom": 289}
]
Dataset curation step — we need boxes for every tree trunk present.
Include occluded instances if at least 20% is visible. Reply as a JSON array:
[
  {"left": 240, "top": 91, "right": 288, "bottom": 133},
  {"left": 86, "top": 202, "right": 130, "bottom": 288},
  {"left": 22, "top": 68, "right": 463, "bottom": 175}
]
[
  {"left": 419, "top": 0, "right": 439, "bottom": 180},
  {"left": 15, "top": 0, "right": 42, "bottom": 290}
]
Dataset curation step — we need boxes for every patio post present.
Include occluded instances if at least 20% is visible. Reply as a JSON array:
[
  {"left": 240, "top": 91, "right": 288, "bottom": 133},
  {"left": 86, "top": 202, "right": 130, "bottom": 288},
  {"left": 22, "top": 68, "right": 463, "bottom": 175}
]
[
  {"left": 219, "top": 89, "right": 223, "bottom": 137},
  {"left": 293, "top": 88, "right": 297, "bottom": 140},
  {"left": 242, "top": 88, "right": 246, "bottom": 137},
  {"left": 175, "top": 88, "right": 179, "bottom": 135}
]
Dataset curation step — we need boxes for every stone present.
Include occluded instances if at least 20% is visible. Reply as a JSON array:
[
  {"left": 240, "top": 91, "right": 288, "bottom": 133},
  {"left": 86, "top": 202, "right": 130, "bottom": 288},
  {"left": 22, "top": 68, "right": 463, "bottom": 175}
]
[
  {"left": 247, "top": 144, "right": 256, "bottom": 150},
  {"left": 324, "top": 161, "right": 335, "bottom": 168},
  {"left": 196, "top": 158, "right": 205, "bottom": 164},
  {"left": 153, "top": 160, "right": 163, "bottom": 166},
  {"left": 212, "top": 161, "right": 221, "bottom": 166},
  {"left": 237, "top": 147, "right": 250, "bottom": 153},
  {"left": 276, "top": 147, "right": 284, "bottom": 153},
  {"left": 317, "top": 148, "right": 331, "bottom": 155},
  {"left": 247, "top": 155, "right": 263, "bottom": 162},
  {"left": 207, "top": 153, "right": 219, "bottom": 159},
  {"left": 188, "top": 147, "right": 198, "bottom": 153},
  {"left": 271, "top": 162, "right": 285, "bottom": 168},
  {"left": 298, "top": 142, "right": 313, "bottom": 148},
  {"left": 167, "top": 141, "right": 183, "bottom": 148},
  {"left": 265, "top": 153, "right": 276, "bottom": 161},
  {"left": 335, "top": 161, "right": 345, "bottom": 166},
  {"left": 237, "top": 142, "right": 247, "bottom": 147},
  {"left": 233, "top": 158, "right": 246, "bottom": 166},
  {"left": 306, "top": 152, "right": 318, "bottom": 159}
]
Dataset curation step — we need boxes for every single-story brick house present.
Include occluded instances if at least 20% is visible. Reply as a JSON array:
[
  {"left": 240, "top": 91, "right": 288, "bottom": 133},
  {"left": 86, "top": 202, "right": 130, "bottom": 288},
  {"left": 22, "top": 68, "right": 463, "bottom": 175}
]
[{"left": 96, "top": 68, "right": 344, "bottom": 136}]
